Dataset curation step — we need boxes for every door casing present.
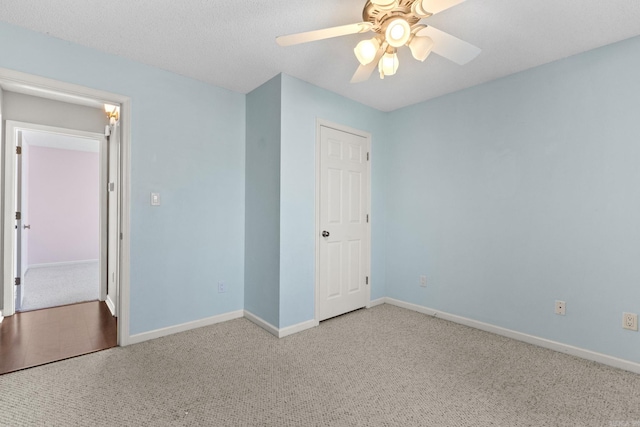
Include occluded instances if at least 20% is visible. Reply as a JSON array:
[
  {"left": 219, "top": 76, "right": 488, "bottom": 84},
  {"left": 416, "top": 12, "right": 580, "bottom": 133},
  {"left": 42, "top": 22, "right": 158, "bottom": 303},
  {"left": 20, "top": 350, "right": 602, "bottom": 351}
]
[
  {"left": 314, "top": 119, "right": 372, "bottom": 323},
  {"left": 0, "top": 67, "right": 132, "bottom": 346}
]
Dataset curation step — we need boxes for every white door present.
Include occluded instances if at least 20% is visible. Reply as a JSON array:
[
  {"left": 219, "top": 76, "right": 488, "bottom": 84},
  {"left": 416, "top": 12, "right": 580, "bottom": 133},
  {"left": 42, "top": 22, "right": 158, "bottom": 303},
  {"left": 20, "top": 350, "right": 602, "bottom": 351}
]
[
  {"left": 106, "top": 123, "right": 119, "bottom": 317},
  {"left": 318, "top": 124, "right": 370, "bottom": 321}
]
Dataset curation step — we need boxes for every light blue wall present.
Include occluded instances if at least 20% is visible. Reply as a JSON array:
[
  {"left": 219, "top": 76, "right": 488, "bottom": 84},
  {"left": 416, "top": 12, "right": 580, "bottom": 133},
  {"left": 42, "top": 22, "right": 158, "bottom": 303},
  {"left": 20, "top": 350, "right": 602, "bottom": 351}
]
[
  {"left": 4, "top": 19, "right": 637, "bottom": 364},
  {"left": 0, "top": 22, "right": 246, "bottom": 335},
  {"left": 386, "top": 36, "right": 640, "bottom": 362},
  {"left": 244, "top": 75, "right": 282, "bottom": 326},
  {"left": 279, "top": 74, "right": 389, "bottom": 328}
]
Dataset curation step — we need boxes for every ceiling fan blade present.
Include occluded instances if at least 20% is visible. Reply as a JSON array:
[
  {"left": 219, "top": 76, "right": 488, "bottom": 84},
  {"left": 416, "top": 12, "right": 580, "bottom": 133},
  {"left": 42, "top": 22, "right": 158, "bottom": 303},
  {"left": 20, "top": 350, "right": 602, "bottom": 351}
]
[
  {"left": 350, "top": 47, "right": 386, "bottom": 84},
  {"left": 276, "top": 22, "right": 373, "bottom": 47},
  {"left": 420, "top": 0, "right": 466, "bottom": 15},
  {"left": 416, "top": 26, "right": 480, "bottom": 65}
]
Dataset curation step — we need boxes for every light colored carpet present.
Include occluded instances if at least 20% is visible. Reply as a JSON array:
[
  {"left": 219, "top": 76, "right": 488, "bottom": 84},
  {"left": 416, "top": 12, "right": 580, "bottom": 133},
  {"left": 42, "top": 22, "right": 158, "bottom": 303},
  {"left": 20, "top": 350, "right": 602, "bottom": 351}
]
[
  {"left": 19, "top": 262, "right": 99, "bottom": 312},
  {"left": 1, "top": 304, "right": 639, "bottom": 426}
]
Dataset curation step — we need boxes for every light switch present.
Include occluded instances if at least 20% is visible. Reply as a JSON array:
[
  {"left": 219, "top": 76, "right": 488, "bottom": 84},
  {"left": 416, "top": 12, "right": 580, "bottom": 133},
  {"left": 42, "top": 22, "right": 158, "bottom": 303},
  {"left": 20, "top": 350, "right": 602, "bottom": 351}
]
[{"left": 151, "top": 192, "right": 161, "bottom": 206}]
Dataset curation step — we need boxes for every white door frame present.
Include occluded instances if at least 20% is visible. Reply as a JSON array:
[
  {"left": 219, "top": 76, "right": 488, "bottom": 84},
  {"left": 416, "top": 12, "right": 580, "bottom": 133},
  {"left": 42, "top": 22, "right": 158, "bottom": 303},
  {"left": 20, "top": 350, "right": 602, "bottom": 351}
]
[
  {"left": 314, "top": 119, "right": 372, "bottom": 323},
  {"left": 0, "top": 67, "right": 132, "bottom": 346},
  {"left": 3, "top": 121, "right": 107, "bottom": 313}
]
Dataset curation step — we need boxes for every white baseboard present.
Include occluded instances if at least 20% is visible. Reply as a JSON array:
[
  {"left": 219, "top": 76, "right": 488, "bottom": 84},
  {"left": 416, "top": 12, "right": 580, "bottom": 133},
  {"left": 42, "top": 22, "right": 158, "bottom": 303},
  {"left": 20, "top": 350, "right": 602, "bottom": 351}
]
[
  {"left": 382, "top": 297, "right": 640, "bottom": 375},
  {"left": 279, "top": 319, "right": 318, "bottom": 338},
  {"left": 243, "top": 310, "right": 318, "bottom": 338},
  {"left": 105, "top": 296, "right": 116, "bottom": 317},
  {"left": 128, "top": 309, "right": 244, "bottom": 345},
  {"left": 28, "top": 259, "right": 99, "bottom": 270},
  {"left": 368, "top": 297, "right": 386, "bottom": 308},
  {"left": 244, "top": 310, "right": 279, "bottom": 337},
  {"left": 0, "top": 310, "right": 3, "bottom": 323}
]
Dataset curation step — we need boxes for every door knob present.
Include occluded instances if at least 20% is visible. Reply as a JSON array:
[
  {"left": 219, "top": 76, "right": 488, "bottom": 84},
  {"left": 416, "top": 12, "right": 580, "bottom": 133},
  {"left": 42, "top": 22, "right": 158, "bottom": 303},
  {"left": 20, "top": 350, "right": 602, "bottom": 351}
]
[
  {"left": 23, "top": 224, "right": 31, "bottom": 230},
  {"left": 322, "top": 231, "right": 330, "bottom": 237}
]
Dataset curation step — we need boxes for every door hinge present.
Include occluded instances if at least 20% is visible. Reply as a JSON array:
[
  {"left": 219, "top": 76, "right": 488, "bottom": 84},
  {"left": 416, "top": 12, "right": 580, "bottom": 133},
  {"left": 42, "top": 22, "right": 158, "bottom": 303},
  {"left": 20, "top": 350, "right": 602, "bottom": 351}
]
[
  {"left": 15, "top": 211, "right": 21, "bottom": 220},
  {"left": 120, "top": 232, "right": 123, "bottom": 240},
  {"left": 15, "top": 277, "right": 21, "bottom": 286},
  {"left": 366, "top": 276, "right": 369, "bottom": 285},
  {"left": 366, "top": 214, "right": 369, "bottom": 223},
  {"left": 16, "top": 146, "right": 22, "bottom": 155},
  {"left": 367, "top": 152, "right": 370, "bottom": 161}
]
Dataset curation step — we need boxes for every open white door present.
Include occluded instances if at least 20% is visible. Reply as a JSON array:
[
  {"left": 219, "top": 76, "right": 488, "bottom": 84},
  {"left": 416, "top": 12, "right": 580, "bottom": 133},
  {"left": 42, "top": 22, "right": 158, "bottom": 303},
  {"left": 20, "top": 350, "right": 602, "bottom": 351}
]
[
  {"left": 317, "top": 123, "right": 371, "bottom": 321},
  {"left": 3, "top": 123, "right": 19, "bottom": 316},
  {"left": 106, "top": 121, "right": 120, "bottom": 317}
]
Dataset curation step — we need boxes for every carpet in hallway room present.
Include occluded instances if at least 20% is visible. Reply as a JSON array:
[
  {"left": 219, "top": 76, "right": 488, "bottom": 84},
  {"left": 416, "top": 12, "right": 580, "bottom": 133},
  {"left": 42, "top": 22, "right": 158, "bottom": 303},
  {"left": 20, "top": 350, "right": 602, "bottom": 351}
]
[{"left": 19, "top": 262, "right": 99, "bottom": 312}]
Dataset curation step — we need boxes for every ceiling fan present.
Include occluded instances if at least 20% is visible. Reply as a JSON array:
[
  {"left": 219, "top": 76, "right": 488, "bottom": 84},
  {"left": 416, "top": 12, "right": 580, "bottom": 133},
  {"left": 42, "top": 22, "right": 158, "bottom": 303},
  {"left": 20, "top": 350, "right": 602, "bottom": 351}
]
[{"left": 276, "top": 0, "right": 481, "bottom": 83}]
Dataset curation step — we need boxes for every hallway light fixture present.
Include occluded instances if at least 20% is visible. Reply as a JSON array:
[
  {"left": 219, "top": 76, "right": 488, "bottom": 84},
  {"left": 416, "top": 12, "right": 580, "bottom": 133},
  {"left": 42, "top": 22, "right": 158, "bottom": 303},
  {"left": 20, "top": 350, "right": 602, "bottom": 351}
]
[{"left": 104, "top": 103, "right": 120, "bottom": 125}]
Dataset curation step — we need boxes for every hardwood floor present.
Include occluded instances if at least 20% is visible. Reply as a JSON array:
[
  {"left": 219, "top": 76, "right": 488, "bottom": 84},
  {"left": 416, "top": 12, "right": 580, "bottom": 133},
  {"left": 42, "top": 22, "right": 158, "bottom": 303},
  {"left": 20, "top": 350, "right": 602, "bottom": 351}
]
[{"left": 0, "top": 301, "right": 117, "bottom": 375}]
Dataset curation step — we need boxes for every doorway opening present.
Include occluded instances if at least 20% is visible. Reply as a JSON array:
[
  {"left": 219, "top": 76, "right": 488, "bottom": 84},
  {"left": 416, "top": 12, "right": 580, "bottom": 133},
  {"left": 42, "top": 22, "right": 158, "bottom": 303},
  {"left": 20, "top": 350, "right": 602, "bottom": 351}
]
[
  {"left": 14, "top": 128, "right": 104, "bottom": 313},
  {"left": 0, "top": 67, "right": 131, "bottom": 351}
]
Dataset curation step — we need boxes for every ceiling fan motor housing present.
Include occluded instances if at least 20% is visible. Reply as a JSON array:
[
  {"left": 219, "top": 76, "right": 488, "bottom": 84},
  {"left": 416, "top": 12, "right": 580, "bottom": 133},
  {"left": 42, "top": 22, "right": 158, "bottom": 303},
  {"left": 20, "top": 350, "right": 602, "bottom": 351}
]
[{"left": 363, "top": 0, "right": 428, "bottom": 34}]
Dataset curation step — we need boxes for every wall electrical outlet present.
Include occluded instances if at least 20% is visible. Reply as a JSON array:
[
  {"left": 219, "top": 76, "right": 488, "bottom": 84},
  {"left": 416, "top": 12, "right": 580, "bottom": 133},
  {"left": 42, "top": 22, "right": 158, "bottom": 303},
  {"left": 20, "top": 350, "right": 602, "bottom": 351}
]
[
  {"left": 555, "top": 300, "right": 566, "bottom": 316},
  {"left": 218, "top": 282, "right": 227, "bottom": 293},
  {"left": 622, "top": 312, "right": 638, "bottom": 331},
  {"left": 420, "top": 275, "right": 427, "bottom": 287}
]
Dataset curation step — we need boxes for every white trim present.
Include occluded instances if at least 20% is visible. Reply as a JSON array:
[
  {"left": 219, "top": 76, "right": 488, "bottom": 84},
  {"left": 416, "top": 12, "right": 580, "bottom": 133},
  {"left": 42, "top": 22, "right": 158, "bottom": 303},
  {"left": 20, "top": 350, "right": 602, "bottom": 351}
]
[
  {"left": 118, "top": 99, "right": 132, "bottom": 346},
  {"left": 105, "top": 295, "right": 116, "bottom": 316},
  {"left": 0, "top": 68, "right": 120, "bottom": 109},
  {"left": 243, "top": 310, "right": 319, "bottom": 338},
  {"left": 368, "top": 297, "right": 386, "bottom": 308},
  {"left": 382, "top": 297, "right": 640, "bottom": 375},
  {"left": 279, "top": 319, "right": 319, "bottom": 338},
  {"left": 27, "top": 259, "right": 99, "bottom": 270},
  {"left": 315, "top": 119, "right": 372, "bottom": 323},
  {"left": 244, "top": 310, "right": 279, "bottom": 337},
  {"left": 0, "top": 68, "right": 131, "bottom": 348},
  {"left": 0, "top": 310, "right": 3, "bottom": 323},
  {"left": 128, "top": 310, "right": 244, "bottom": 345}
]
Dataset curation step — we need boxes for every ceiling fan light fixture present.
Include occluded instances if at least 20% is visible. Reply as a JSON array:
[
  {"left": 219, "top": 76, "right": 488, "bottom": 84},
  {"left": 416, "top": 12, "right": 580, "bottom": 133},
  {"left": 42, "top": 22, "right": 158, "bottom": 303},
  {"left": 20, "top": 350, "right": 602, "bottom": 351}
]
[
  {"left": 354, "top": 38, "right": 381, "bottom": 66},
  {"left": 385, "top": 18, "right": 411, "bottom": 48},
  {"left": 408, "top": 36, "right": 434, "bottom": 62},
  {"left": 379, "top": 52, "right": 399, "bottom": 78}
]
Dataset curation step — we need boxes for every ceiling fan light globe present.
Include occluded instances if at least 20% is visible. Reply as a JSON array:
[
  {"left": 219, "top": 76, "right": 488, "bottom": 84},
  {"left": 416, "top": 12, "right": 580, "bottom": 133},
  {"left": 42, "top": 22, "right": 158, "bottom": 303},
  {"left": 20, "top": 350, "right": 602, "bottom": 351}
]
[
  {"left": 385, "top": 19, "right": 411, "bottom": 48},
  {"left": 354, "top": 38, "right": 381, "bottom": 66},
  {"left": 379, "top": 52, "right": 399, "bottom": 76},
  {"left": 409, "top": 36, "right": 434, "bottom": 62}
]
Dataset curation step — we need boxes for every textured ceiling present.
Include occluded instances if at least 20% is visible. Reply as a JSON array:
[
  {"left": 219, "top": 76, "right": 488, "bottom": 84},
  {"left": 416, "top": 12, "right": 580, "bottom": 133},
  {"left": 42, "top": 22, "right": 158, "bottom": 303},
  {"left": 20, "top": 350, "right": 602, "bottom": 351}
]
[{"left": 1, "top": 0, "right": 640, "bottom": 112}]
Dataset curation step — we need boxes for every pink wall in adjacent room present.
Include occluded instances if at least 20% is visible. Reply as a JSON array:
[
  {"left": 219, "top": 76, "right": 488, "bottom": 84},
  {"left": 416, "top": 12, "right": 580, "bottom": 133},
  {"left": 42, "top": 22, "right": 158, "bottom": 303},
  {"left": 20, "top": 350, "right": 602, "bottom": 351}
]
[{"left": 27, "top": 146, "right": 100, "bottom": 265}]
